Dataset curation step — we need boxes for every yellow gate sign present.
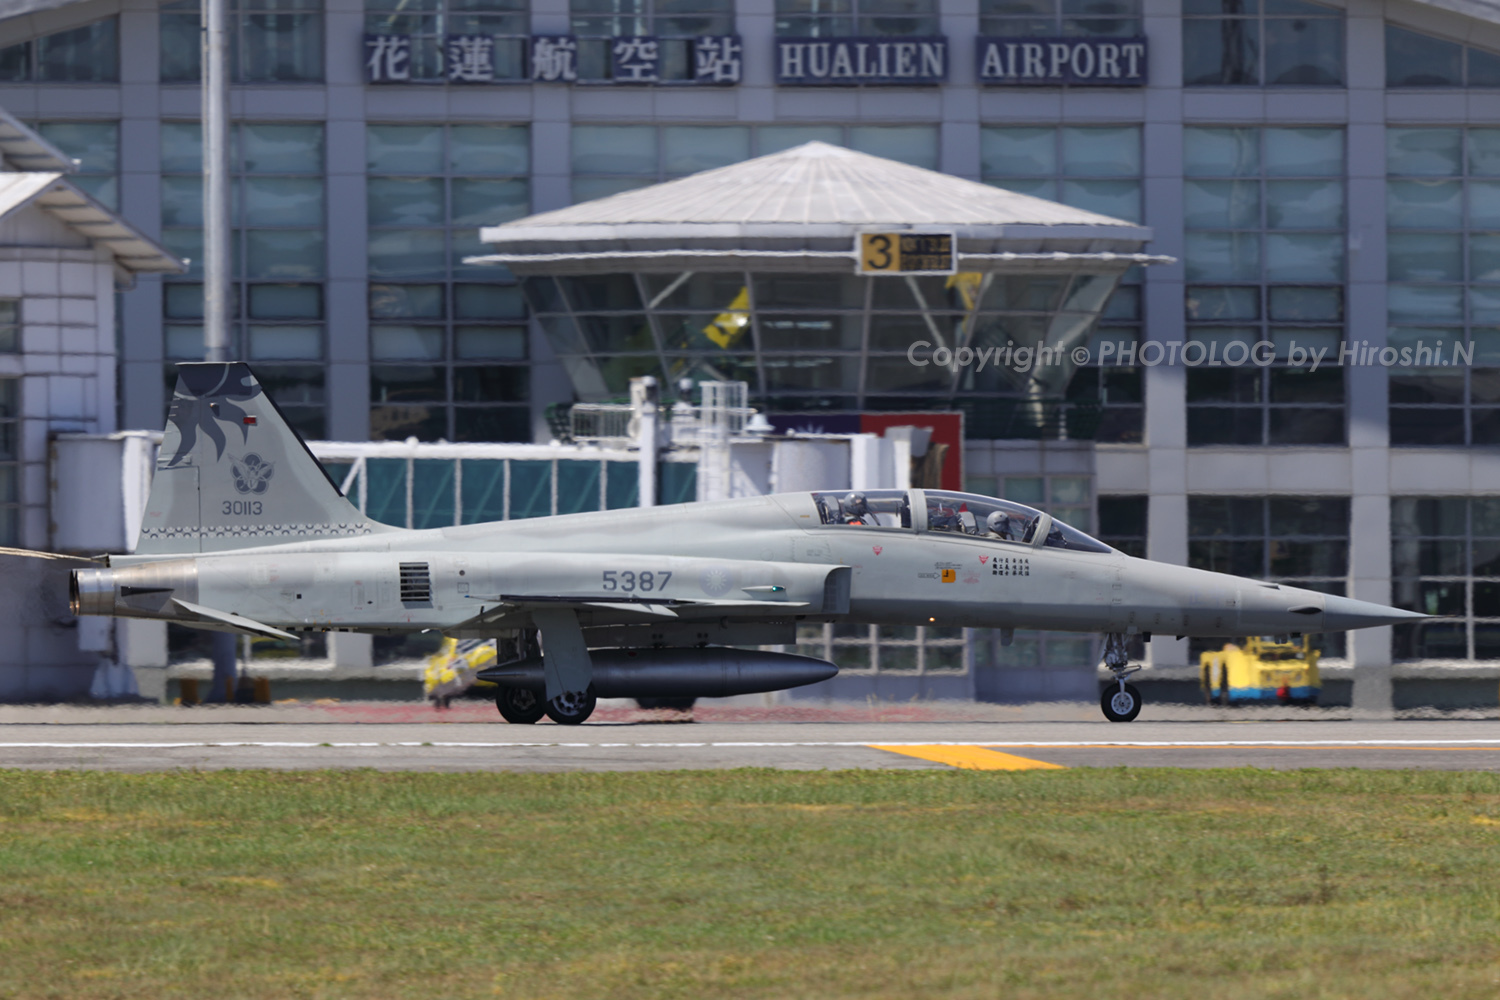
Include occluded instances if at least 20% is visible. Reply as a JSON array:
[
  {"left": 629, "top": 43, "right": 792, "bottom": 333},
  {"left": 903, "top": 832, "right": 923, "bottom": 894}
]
[{"left": 857, "top": 232, "right": 956, "bottom": 275}]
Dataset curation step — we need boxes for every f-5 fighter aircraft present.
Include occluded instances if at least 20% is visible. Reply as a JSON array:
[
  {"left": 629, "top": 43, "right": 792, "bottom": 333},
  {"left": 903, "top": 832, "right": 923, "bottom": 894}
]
[{"left": 68, "top": 363, "right": 1426, "bottom": 723}]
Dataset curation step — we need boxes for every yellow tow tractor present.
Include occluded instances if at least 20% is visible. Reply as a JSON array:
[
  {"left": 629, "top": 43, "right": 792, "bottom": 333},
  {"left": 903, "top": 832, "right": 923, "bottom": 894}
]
[
  {"left": 423, "top": 637, "right": 498, "bottom": 708},
  {"left": 1200, "top": 635, "right": 1321, "bottom": 706}
]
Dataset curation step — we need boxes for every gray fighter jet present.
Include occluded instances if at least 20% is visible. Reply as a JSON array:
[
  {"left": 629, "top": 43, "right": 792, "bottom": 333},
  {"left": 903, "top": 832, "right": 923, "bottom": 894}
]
[{"left": 67, "top": 364, "right": 1425, "bottom": 723}]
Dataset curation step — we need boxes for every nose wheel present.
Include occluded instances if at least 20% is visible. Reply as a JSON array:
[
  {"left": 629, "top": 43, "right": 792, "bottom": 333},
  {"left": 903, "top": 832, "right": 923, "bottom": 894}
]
[{"left": 1099, "top": 632, "right": 1143, "bottom": 722}]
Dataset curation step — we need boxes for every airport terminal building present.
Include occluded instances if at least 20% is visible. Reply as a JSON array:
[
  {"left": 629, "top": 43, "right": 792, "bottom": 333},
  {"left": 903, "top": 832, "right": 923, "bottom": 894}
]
[{"left": 2, "top": 0, "right": 1500, "bottom": 705}]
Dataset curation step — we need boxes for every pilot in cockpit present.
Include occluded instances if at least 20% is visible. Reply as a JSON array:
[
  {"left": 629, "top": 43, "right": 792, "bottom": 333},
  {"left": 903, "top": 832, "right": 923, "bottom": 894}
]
[
  {"left": 986, "top": 510, "right": 1038, "bottom": 543},
  {"left": 841, "top": 492, "right": 872, "bottom": 525}
]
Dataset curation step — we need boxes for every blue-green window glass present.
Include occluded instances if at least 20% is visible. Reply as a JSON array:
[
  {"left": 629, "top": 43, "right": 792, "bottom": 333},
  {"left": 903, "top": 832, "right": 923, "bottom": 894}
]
[
  {"left": 460, "top": 460, "right": 507, "bottom": 523},
  {"left": 161, "top": 121, "right": 327, "bottom": 436},
  {"left": 1388, "top": 128, "right": 1500, "bottom": 447},
  {"left": 1387, "top": 25, "right": 1500, "bottom": 88},
  {"left": 1184, "top": 126, "right": 1346, "bottom": 446},
  {"left": 1183, "top": 0, "right": 1342, "bottom": 87},
  {"left": 0, "top": 19, "right": 119, "bottom": 82},
  {"left": 1392, "top": 497, "right": 1500, "bottom": 660},
  {"left": 365, "top": 0, "right": 529, "bottom": 82},
  {"left": 367, "top": 123, "right": 531, "bottom": 443},
  {"left": 775, "top": 0, "right": 937, "bottom": 39},
  {"left": 411, "top": 460, "right": 456, "bottom": 529},
  {"left": 365, "top": 458, "right": 409, "bottom": 526},
  {"left": 509, "top": 460, "right": 553, "bottom": 518},
  {"left": 572, "top": 0, "right": 733, "bottom": 81},
  {"left": 556, "top": 461, "right": 602, "bottom": 515},
  {"left": 981, "top": 126, "right": 1143, "bottom": 223},
  {"left": 659, "top": 462, "right": 697, "bottom": 505},
  {"left": 979, "top": 0, "right": 1142, "bottom": 38},
  {"left": 161, "top": 0, "right": 323, "bottom": 83},
  {"left": 36, "top": 122, "right": 119, "bottom": 210},
  {"left": 605, "top": 461, "right": 639, "bottom": 508}
]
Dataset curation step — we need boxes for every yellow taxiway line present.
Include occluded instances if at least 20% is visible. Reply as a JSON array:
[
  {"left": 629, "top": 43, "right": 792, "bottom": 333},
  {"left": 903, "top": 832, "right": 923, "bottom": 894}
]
[{"left": 869, "top": 744, "right": 1066, "bottom": 770}]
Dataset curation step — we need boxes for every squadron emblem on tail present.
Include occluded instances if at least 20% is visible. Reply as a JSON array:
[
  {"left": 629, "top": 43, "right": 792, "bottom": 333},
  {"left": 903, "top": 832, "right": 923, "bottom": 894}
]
[{"left": 231, "top": 453, "right": 275, "bottom": 495}]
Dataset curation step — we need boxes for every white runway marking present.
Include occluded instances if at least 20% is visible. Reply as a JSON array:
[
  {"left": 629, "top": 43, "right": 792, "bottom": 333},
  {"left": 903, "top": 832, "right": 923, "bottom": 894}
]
[{"left": 6, "top": 739, "right": 1500, "bottom": 750}]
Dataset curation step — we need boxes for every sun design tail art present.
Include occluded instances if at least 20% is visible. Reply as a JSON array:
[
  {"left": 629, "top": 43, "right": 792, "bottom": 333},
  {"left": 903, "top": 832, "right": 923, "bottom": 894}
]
[{"left": 136, "top": 362, "right": 391, "bottom": 554}]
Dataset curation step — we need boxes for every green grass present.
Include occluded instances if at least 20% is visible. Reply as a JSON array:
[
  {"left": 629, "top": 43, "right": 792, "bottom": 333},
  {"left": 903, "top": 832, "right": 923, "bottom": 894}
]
[{"left": 3, "top": 768, "right": 1500, "bottom": 999}]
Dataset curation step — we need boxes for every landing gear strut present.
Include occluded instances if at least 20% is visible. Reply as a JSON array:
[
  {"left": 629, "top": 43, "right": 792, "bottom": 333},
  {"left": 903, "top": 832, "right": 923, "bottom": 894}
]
[{"left": 1099, "top": 632, "right": 1142, "bottom": 723}]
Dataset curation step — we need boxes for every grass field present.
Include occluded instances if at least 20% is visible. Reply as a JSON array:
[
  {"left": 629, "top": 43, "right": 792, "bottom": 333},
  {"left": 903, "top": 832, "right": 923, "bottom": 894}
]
[{"left": 3, "top": 768, "right": 1500, "bottom": 999}]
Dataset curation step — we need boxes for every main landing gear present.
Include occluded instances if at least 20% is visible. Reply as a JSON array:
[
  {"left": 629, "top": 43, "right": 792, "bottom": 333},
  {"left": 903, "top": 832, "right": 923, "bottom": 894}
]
[
  {"left": 544, "top": 685, "right": 597, "bottom": 725},
  {"left": 496, "top": 687, "right": 546, "bottom": 725},
  {"left": 1099, "top": 632, "right": 1142, "bottom": 723}
]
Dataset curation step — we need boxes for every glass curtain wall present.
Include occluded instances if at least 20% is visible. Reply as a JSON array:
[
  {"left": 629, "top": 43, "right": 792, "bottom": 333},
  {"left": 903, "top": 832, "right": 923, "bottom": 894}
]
[
  {"left": 1386, "top": 25, "right": 1500, "bottom": 88},
  {"left": 161, "top": 0, "right": 324, "bottom": 82},
  {"left": 572, "top": 0, "right": 734, "bottom": 81},
  {"left": 0, "top": 379, "right": 16, "bottom": 547},
  {"left": 1387, "top": 127, "right": 1500, "bottom": 446},
  {"left": 364, "top": 0, "right": 529, "bottom": 81},
  {"left": 1183, "top": 126, "right": 1346, "bottom": 445},
  {"left": 34, "top": 122, "right": 119, "bottom": 211},
  {"left": 160, "top": 122, "right": 328, "bottom": 437},
  {"left": 979, "top": 0, "right": 1141, "bottom": 36},
  {"left": 1391, "top": 497, "right": 1500, "bottom": 660},
  {"left": 1181, "top": 0, "right": 1342, "bottom": 86},
  {"left": 367, "top": 124, "right": 532, "bottom": 443},
  {"left": 981, "top": 125, "right": 1144, "bottom": 443},
  {"left": 0, "top": 18, "right": 119, "bottom": 82},
  {"left": 570, "top": 123, "right": 939, "bottom": 202},
  {"left": 775, "top": 0, "right": 939, "bottom": 37},
  {"left": 1188, "top": 495, "right": 1349, "bottom": 656}
]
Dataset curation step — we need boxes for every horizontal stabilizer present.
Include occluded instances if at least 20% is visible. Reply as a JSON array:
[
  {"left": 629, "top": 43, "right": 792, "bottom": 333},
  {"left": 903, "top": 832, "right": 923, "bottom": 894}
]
[{"left": 171, "top": 598, "right": 298, "bottom": 641}]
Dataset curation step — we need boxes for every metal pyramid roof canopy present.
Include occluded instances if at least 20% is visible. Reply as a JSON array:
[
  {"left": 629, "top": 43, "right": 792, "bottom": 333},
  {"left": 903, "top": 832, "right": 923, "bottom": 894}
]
[{"left": 480, "top": 142, "right": 1153, "bottom": 261}]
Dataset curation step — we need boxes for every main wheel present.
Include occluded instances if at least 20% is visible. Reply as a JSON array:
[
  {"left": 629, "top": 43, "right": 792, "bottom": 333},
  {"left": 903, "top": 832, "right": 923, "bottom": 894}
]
[
  {"left": 496, "top": 687, "right": 546, "bottom": 725},
  {"left": 1101, "top": 682, "right": 1142, "bottom": 723},
  {"left": 544, "top": 685, "right": 598, "bottom": 725}
]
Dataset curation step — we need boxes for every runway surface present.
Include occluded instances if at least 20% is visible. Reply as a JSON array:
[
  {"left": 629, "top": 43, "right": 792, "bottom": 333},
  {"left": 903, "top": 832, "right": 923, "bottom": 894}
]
[{"left": 4, "top": 703, "right": 1500, "bottom": 771}]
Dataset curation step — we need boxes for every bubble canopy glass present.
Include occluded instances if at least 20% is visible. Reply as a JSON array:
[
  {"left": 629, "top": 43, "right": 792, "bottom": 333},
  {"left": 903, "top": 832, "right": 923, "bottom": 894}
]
[{"left": 811, "top": 488, "right": 1114, "bottom": 553}]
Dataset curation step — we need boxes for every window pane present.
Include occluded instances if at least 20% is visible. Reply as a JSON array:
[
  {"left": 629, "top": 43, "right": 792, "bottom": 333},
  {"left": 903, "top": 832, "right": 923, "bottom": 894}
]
[
  {"left": 1264, "top": 15, "right": 1341, "bottom": 85},
  {"left": 1264, "top": 127, "right": 1343, "bottom": 176},
  {"left": 1182, "top": 20, "right": 1258, "bottom": 87},
  {"left": 1387, "top": 233, "right": 1461, "bottom": 282},
  {"left": 981, "top": 127, "right": 1056, "bottom": 176},
  {"left": 248, "top": 284, "right": 320, "bottom": 319},
  {"left": 850, "top": 126, "right": 938, "bottom": 169},
  {"left": 1187, "top": 286, "right": 1260, "bottom": 320},
  {"left": 1469, "top": 129, "right": 1500, "bottom": 177},
  {"left": 1061, "top": 126, "right": 1140, "bottom": 176},
  {"left": 370, "top": 406, "right": 444, "bottom": 443},
  {"left": 758, "top": 125, "right": 843, "bottom": 154},
  {"left": 456, "top": 325, "right": 526, "bottom": 359},
  {"left": 1269, "top": 285, "right": 1342, "bottom": 321},
  {"left": 372, "top": 364, "right": 445, "bottom": 402},
  {"left": 248, "top": 324, "right": 322, "bottom": 360},
  {"left": 367, "top": 178, "right": 443, "bottom": 227},
  {"left": 372, "top": 325, "right": 444, "bottom": 361},
  {"left": 246, "top": 230, "right": 325, "bottom": 280},
  {"left": 411, "top": 460, "right": 455, "bottom": 529},
  {"left": 449, "top": 125, "right": 529, "bottom": 175},
  {"left": 1265, "top": 234, "right": 1343, "bottom": 283},
  {"left": 1387, "top": 179, "right": 1461, "bottom": 229},
  {"left": 1387, "top": 128, "right": 1462, "bottom": 176},
  {"left": 454, "top": 366, "right": 527, "bottom": 402},
  {"left": 1184, "top": 232, "right": 1261, "bottom": 282},
  {"left": 161, "top": 122, "right": 203, "bottom": 174},
  {"left": 1385, "top": 25, "right": 1460, "bottom": 87},
  {"left": 160, "top": 176, "right": 203, "bottom": 226},
  {"left": 165, "top": 324, "right": 205, "bottom": 360},
  {"left": 1185, "top": 180, "right": 1260, "bottom": 228},
  {"left": 1389, "top": 284, "right": 1463, "bottom": 322},
  {"left": 1184, "top": 127, "right": 1259, "bottom": 177},
  {"left": 450, "top": 178, "right": 529, "bottom": 226},
  {"left": 509, "top": 460, "right": 553, "bottom": 518},
  {"left": 1470, "top": 234, "right": 1500, "bottom": 283},
  {"left": 36, "top": 122, "right": 117, "bottom": 173},
  {"left": 1471, "top": 49, "right": 1500, "bottom": 88},
  {"left": 555, "top": 461, "right": 601, "bottom": 514},
  {"left": 662, "top": 126, "right": 751, "bottom": 175},
  {"left": 572, "top": 126, "right": 656, "bottom": 175},
  {"left": 160, "top": 13, "right": 199, "bottom": 81},
  {"left": 1061, "top": 180, "right": 1141, "bottom": 223},
  {"left": 367, "top": 125, "right": 444, "bottom": 174},
  {"left": 371, "top": 283, "right": 444, "bottom": 319},
  {"left": 460, "top": 460, "right": 506, "bottom": 523},
  {"left": 455, "top": 284, "right": 524, "bottom": 319},
  {"left": 242, "top": 124, "right": 322, "bottom": 174},
  {"left": 571, "top": 177, "right": 651, "bottom": 202},
  {"left": 1469, "top": 181, "right": 1500, "bottom": 228},
  {"left": 37, "top": 19, "right": 118, "bottom": 82},
  {"left": 368, "top": 229, "right": 446, "bottom": 280},
  {"left": 244, "top": 177, "right": 323, "bottom": 226},
  {"left": 242, "top": 12, "right": 322, "bottom": 82},
  {"left": 1266, "top": 180, "right": 1343, "bottom": 229}
]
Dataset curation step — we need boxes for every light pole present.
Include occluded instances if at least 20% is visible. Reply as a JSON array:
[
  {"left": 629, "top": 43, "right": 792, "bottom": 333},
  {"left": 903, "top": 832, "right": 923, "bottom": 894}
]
[{"left": 203, "top": 0, "right": 237, "bottom": 702}]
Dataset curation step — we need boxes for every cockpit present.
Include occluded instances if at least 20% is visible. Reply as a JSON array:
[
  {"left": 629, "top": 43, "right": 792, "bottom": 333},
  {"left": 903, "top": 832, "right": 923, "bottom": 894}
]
[{"left": 811, "top": 488, "right": 1113, "bottom": 553}]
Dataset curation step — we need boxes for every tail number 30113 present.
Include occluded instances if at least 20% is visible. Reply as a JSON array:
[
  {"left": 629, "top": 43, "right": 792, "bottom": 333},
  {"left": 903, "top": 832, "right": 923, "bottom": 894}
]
[{"left": 222, "top": 500, "right": 264, "bottom": 516}]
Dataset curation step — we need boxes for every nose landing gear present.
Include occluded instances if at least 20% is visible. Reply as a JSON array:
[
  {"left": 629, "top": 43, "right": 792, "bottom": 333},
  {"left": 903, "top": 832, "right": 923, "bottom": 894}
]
[{"left": 1100, "top": 632, "right": 1142, "bottom": 723}]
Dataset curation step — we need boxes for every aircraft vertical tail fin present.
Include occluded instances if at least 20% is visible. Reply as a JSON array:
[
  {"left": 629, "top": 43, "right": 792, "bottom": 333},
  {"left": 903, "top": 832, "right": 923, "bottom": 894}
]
[{"left": 136, "top": 363, "right": 391, "bottom": 554}]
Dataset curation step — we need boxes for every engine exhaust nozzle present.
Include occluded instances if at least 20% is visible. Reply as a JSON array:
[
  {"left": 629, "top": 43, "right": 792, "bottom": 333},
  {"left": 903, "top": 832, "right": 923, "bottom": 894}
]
[{"left": 69, "top": 567, "right": 117, "bottom": 616}]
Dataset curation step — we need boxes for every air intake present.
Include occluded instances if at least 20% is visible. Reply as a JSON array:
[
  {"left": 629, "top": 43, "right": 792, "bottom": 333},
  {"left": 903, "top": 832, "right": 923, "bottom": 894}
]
[{"left": 399, "top": 562, "right": 431, "bottom": 603}]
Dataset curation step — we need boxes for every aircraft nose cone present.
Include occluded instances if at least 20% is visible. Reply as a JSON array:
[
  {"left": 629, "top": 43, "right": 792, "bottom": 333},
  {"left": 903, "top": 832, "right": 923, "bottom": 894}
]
[{"left": 1317, "top": 594, "right": 1431, "bottom": 631}]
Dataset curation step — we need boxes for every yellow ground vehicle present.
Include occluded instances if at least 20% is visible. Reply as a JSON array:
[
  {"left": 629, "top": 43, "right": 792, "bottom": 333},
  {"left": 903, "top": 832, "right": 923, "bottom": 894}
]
[
  {"left": 1200, "top": 636, "right": 1321, "bottom": 706},
  {"left": 423, "top": 638, "right": 497, "bottom": 707}
]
